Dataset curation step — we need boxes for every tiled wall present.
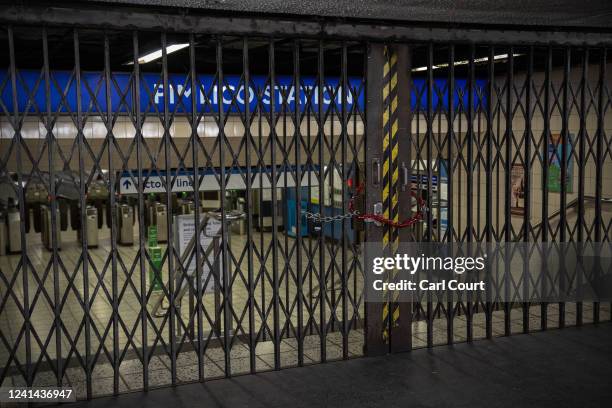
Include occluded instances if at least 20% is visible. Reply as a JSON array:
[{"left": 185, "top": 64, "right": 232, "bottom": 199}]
[
  {"left": 0, "top": 115, "right": 366, "bottom": 140},
  {"left": 2, "top": 62, "right": 610, "bottom": 240},
  {"left": 409, "top": 61, "right": 612, "bottom": 239},
  {"left": 0, "top": 115, "right": 365, "bottom": 172}
]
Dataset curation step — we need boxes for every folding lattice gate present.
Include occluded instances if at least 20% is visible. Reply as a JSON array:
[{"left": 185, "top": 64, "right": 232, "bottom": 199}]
[{"left": 0, "top": 4, "right": 611, "bottom": 400}]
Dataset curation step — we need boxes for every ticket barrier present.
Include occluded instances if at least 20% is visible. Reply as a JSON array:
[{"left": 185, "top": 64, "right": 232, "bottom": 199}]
[
  {"left": 0, "top": 211, "right": 6, "bottom": 256},
  {"left": 77, "top": 205, "right": 99, "bottom": 248},
  {"left": 25, "top": 182, "right": 46, "bottom": 233},
  {"left": 117, "top": 204, "right": 134, "bottom": 245},
  {"left": 41, "top": 205, "right": 62, "bottom": 251},
  {"left": 148, "top": 202, "right": 168, "bottom": 243},
  {"left": 178, "top": 200, "right": 195, "bottom": 215},
  {"left": 7, "top": 200, "right": 22, "bottom": 253}
]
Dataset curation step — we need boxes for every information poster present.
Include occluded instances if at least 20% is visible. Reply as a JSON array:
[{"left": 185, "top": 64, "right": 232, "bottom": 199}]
[
  {"left": 547, "top": 133, "right": 574, "bottom": 193},
  {"left": 174, "top": 214, "right": 222, "bottom": 293},
  {"left": 438, "top": 159, "right": 449, "bottom": 234},
  {"left": 511, "top": 164, "right": 525, "bottom": 216}
]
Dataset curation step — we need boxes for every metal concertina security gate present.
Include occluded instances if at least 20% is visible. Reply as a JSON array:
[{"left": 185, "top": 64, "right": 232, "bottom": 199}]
[{"left": 0, "top": 3, "right": 611, "bottom": 400}]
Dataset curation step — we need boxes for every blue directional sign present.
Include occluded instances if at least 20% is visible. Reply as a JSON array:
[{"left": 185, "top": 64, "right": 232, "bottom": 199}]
[{"left": 118, "top": 167, "right": 321, "bottom": 194}]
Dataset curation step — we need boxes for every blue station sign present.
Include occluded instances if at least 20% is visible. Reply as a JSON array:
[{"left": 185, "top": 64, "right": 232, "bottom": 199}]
[{"left": 1, "top": 69, "right": 487, "bottom": 115}]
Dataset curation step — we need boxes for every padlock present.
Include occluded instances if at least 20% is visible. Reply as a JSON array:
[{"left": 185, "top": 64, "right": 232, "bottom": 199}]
[
  {"left": 309, "top": 218, "right": 322, "bottom": 234},
  {"left": 351, "top": 191, "right": 366, "bottom": 231}
]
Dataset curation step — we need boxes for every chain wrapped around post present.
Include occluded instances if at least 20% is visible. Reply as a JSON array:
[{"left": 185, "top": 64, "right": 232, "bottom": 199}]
[{"left": 302, "top": 182, "right": 426, "bottom": 228}]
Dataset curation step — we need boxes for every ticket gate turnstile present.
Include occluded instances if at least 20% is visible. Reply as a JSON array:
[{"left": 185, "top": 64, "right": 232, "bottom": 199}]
[
  {"left": 0, "top": 212, "right": 6, "bottom": 256},
  {"left": 232, "top": 197, "right": 247, "bottom": 235},
  {"left": 118, "top": 204, "right": 134, "bottom": 246},
  {"left": 25, "top": 182, "right": 46, "bottom": 233},
  {"left": 7, "top": 203, "right": 22, "bottom": 253},
  {"left": 77, "top": 205, "right": 99, "bottom": 248},
  {"left": 178, "top": 200, "right": 195, "bottom": 215},
  {"left": 41, "top": 205, "right": 62, "bottom": 251},
  {"left": 148, "top": 202, "right": 168, "bottom": 243}
]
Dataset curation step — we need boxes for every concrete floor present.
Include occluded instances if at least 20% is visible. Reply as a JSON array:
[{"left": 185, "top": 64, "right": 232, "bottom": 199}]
[
  {"left": 0, "top": 224, "right": 366, "bottom": 398},
  {"left": 65, "top": 322, "right": 612, "bottom": 408},
  {"left": 1, "top": 225, "right": 611, "bottom": 400}
]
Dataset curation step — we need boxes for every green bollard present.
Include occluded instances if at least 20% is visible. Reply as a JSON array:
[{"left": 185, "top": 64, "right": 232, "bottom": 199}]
[
  {"left": 148, "top": 225, "right": 162, "bottom": 291},
  {"left": 148, "top": 225, "right": 158, "bottom": 248},
  {"left": 149, "top": 245, "right": 163, "bottom": 292}
]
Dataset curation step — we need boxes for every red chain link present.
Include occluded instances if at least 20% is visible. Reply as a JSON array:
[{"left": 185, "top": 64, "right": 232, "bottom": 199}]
[{"left": 348, "top": 182, "right": 425, "bottom": 228}]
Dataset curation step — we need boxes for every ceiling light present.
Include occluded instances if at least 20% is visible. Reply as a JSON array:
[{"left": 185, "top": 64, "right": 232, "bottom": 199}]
[
  {"left": 125, "top": 43, "right": 189, "bottom": 65},
  {"left": 411, "top": 53, "right": 523, "bottom": 72}
]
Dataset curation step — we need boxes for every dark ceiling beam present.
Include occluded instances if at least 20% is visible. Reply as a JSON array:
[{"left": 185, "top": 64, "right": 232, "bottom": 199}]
[{"left": 1, "top": 3, "right": 612, "bottom": 46}]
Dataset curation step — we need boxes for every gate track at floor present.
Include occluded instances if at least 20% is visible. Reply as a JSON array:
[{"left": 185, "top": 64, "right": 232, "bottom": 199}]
[{"left": 66, "top": 322, "right": 612, "bottom": 408}]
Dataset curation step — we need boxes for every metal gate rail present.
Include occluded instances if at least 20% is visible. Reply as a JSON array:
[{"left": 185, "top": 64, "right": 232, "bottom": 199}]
[{"left": 0, "top": 3, "right": 611, "bottom": 401}]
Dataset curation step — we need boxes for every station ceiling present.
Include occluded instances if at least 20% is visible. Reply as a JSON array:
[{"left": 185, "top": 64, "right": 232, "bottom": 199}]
[
  {"left": 1, "top": 1, "right": 610, "bottom": 78},
  {"left": 85, "top": 0, "right": 612, "bottom": 30}
]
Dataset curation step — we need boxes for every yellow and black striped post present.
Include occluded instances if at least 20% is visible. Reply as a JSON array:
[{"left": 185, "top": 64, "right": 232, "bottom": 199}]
[
  {"left": 381, "top": 46, "right": 401, "bottom": 342},
  {"left": 364, "top": 43, "right": 411, "bottom": 356}
]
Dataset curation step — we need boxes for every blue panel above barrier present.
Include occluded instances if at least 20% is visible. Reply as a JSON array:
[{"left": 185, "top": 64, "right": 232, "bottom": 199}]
[{"left": 1, "top": 69, "right": 487, "bottom": 114}]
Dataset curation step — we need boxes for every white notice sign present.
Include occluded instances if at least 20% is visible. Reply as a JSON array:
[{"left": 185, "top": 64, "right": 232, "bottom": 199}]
[{"left": 174, "top": 214, "right": 223, "bottom": 293}]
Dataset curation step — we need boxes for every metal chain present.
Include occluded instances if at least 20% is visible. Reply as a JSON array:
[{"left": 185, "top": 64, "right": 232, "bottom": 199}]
[
  {"left": 302, "top": 209, "right": 359, "bottom": 223},
  {"left": 302, "top": 184, "right": 427, "bottom": 228}
]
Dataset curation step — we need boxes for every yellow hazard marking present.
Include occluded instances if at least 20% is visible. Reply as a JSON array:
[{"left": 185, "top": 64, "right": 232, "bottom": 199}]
[{"left": 381, "top": 46, "right": 402, "bottom": 343}]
